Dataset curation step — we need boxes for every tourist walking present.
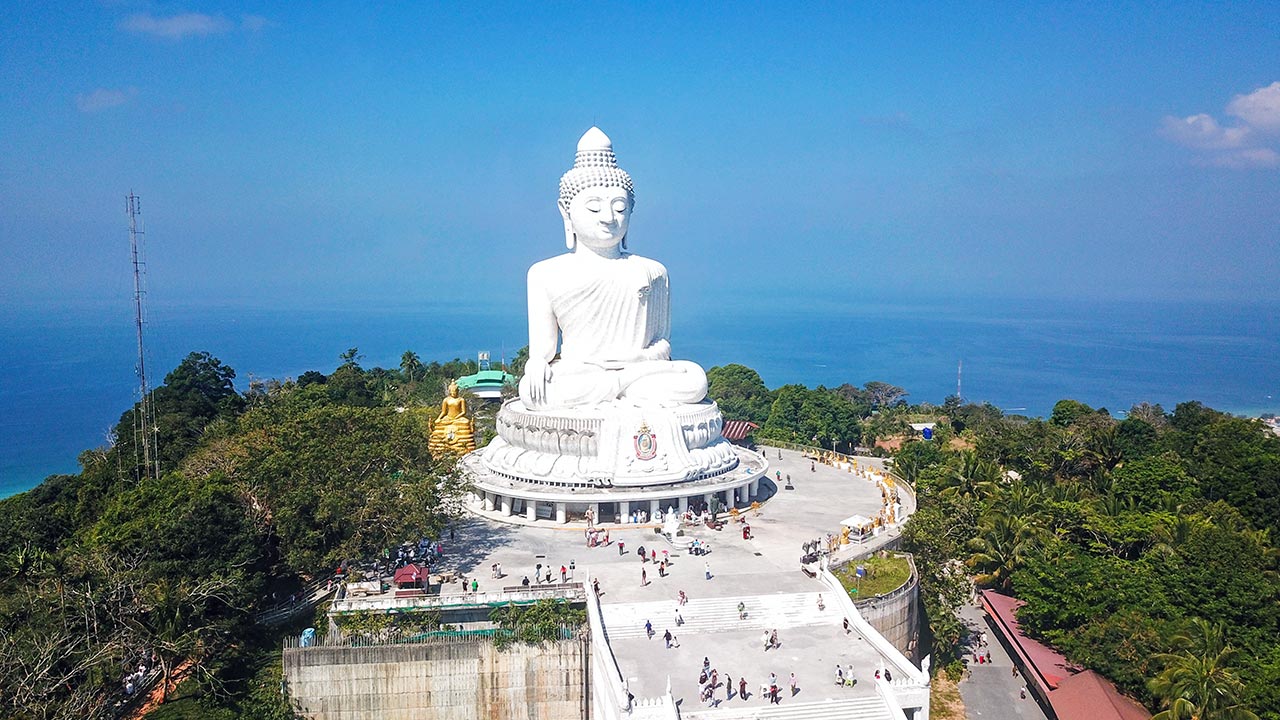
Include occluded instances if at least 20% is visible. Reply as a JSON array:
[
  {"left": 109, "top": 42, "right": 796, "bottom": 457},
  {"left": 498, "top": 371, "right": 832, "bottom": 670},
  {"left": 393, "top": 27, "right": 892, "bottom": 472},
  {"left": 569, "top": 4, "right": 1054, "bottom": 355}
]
[
  {"left": 641, "top": 568, "right": 648, "bottom": 586},
  {"left": 678, "top": 590, "right": 688, "bottom": 605},
  {"left": 560, "top": 565, "right": 567, "bottom": 582},
  {"left": 644, "top": 619, "right": 653, "bottom": 639},
  {"left": 704, "top": 562, "right": 712, "bottom": 580},
  {"left": 739, "top": 677, "right": 748, "bottom": 701},
  {"left": 790, "top": 672, "right": 797, "bottom": 696},
  {"left": 835, "top": 664, "right": 844, "bottom": 686},
  {"left": 663, "top": 629, "right": 672, "bottom": 648},
  {"left": 738, "top": 601, "right": 746, "bottom": 620},
  {"left": 675, "top": 607, "right": 684, "bottom": 626},
  {"left": 762, "top": 630, "right": 771, "bottom": 651}
]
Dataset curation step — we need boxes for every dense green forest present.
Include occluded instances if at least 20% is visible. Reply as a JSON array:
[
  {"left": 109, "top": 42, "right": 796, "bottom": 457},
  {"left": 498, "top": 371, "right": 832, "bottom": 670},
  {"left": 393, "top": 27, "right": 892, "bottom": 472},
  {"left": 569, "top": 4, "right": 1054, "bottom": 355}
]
[
  {"left": 2, "top": 356, "right": 1276, "bottom": 718},
  {"left": 898, "top": 399, "right": 1278, "bottom": 719},
  {"left": 0, "top": 350, "right": 477, "bottom": 719},
  {"left": 710, "top": 363, "right": 1277, "bottom": 718}
]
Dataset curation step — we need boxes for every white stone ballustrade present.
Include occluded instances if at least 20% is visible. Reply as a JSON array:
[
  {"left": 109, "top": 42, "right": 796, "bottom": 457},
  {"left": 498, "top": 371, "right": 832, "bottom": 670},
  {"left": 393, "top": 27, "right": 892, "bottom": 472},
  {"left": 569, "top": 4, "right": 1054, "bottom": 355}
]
[
  {"left": 585, "top": 570, "right": 678, "bottom": 720},
  {"left": 331, "top": 584, "right": 585, "bottom": 614},
  {"left": 820, "top": 567, "right": 930, "bottom": 720}
]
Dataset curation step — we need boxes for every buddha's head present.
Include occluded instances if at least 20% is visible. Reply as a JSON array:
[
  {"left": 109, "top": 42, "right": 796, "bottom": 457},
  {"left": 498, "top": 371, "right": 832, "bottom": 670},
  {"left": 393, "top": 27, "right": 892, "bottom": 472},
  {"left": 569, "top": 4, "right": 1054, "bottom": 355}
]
[
  {"left": 559, "top": 127, "right": 634, "bottom": 252},
  {"left": 448, "top": 381, "right": 459, "bottom": 397}
]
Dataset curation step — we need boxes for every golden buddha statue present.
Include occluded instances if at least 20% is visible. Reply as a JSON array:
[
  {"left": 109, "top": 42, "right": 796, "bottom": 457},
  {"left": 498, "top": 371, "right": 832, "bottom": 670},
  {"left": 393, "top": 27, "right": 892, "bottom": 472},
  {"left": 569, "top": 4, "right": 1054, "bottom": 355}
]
[{"left": 429, "top": 382, "right": 476, "bottom": 455}]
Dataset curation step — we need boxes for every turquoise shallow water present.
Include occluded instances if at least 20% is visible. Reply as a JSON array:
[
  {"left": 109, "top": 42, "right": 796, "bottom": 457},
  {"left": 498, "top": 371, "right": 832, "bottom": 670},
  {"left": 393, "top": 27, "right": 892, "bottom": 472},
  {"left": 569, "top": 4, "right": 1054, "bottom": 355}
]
[{"left": 2, "top": 297, "right": 1278, "bottom": 498}]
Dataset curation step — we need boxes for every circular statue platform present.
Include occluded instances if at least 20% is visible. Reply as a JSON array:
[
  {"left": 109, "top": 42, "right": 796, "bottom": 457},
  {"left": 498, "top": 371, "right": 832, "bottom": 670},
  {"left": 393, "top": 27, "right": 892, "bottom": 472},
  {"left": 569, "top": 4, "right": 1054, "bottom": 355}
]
[{"left": 462, "top": 444, "right": 769, "bottom": 526}]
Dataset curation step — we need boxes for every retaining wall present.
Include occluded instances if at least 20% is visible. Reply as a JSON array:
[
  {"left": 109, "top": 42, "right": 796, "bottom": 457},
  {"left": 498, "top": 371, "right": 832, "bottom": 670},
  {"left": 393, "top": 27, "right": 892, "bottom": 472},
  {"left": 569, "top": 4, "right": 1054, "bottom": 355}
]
[
  {"left": 283, "top": 636, "right": 589, "bottom": 720},
  {"left": 855, "top": 574, "right": 920, "bottom": 661}
]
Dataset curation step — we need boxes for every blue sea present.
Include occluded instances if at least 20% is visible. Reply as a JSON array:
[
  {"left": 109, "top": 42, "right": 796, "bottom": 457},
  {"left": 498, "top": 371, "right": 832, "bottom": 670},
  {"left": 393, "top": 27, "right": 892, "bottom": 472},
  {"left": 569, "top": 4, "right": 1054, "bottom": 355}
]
[{"left": 2, "top": 296, "right": 1278, "bottom": 499}]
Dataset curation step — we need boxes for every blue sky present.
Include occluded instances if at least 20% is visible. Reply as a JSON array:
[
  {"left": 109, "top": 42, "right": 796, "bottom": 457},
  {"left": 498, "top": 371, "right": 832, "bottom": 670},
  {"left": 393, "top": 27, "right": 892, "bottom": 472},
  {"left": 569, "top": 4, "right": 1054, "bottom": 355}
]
[{"left": 2, "top": 2, "right": 1278, "bottom": 316}]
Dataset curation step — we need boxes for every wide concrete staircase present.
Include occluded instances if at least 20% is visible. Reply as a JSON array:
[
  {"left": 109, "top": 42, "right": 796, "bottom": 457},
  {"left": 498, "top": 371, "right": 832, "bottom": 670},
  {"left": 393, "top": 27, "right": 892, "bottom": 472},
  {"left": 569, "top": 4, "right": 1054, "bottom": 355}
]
[
  {"left": 680, "top": 696, "right": 892, "bottom": 720},
  {"left": 601, "top": 592, "right": 839, "bottom": 640}
]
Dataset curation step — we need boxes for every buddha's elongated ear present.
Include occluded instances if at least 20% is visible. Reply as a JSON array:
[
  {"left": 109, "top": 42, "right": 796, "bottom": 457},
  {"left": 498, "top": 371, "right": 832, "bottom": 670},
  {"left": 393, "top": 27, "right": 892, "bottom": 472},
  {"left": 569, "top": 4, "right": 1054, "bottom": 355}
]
[{"left": 560, "top": 203, "right": 575, "bottom": 250}]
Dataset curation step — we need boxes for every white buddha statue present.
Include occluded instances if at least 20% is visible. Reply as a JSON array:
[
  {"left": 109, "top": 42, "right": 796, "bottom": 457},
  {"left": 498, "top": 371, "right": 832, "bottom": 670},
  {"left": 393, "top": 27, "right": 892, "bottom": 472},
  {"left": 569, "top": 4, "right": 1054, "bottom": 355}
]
[
  {"left": 519, "top": 127, "right": 708, "bottom": 411},
  {"left": 478, "top": 128, "right": 738, "bottom": 488}
]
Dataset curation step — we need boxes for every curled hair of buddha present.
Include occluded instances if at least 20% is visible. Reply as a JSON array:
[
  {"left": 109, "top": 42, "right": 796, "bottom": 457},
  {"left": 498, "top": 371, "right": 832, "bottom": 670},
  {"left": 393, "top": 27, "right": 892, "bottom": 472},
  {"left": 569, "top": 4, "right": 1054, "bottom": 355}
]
[{"left": 558, "top": 127, "right": 635, "bottom": 213}]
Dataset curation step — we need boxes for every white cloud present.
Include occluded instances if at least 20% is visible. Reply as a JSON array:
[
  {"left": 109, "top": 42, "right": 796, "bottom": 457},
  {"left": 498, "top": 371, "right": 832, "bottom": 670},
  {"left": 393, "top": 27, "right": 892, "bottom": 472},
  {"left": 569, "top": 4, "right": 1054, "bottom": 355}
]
[
  {"left": 120, "top": 12, "right": 233, "bottom": 39},
  {"left": 1227, "top": 81, "right": 1280, "bottom": 133},
  {"left": 1161, "top": 81, "right": 1280, "bottom": 169},
  {"left": 1206, "top": 147, "right": 1280, "bottom": 170},
  {"left": 75, "top": 87, "right": 136, "bottom": 113},
  {"left": 1159, "top": 114, "right": 1251, "bottom": 150}
]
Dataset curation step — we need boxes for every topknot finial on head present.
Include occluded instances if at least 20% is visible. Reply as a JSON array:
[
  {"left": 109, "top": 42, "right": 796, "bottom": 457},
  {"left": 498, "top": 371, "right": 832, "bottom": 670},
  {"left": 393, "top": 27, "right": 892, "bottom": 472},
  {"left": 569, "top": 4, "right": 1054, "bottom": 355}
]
[
  {"left": 577, "top": 126, "right": 612, "bottom": 153},
  {"left": 559, "top": 127, "right": 635, "bottom": 212}
]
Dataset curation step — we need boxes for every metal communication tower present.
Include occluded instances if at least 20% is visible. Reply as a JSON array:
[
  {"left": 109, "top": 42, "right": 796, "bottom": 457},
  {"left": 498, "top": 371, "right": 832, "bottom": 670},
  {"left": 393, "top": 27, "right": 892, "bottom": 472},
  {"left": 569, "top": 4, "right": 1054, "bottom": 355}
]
[{"left": 126, "top": 193, "right": 160, "bottom": 480}]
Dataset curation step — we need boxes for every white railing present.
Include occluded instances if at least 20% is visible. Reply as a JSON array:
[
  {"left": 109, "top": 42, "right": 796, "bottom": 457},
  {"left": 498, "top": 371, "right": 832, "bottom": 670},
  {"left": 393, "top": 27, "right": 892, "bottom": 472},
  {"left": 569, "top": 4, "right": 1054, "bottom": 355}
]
[
  {"left": 819, "top": 566, "right": 931, "bottom": 681},
  {"left": 875, "top": 678, "right": 911, "bottom": 720},
  {"left": 331, "top": 583, "right": 584, "bottom": 613},
  {"left": 584, "top": 570, "right": 678, "bottom": 720}
]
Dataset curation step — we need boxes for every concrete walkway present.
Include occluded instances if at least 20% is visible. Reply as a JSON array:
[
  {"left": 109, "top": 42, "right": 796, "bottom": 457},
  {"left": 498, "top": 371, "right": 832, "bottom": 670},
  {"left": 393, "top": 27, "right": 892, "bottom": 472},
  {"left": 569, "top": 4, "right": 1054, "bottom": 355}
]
[
  {"left": 957, "top": 601, "right": 1048, "bottom": 720},
  {"left": 440, "top": 447, "right": 909, "bottom": 714}
]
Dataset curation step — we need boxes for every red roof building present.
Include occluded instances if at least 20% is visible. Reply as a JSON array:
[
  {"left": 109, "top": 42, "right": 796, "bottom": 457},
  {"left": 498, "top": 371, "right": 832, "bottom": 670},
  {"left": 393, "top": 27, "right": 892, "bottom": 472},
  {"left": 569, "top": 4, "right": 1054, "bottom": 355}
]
[
  {"left": 980, "top": 590, "right": 1150, "bottom": 720},
  {"left": 393, "top": 563, "right": 427, "bottom": 588},
  {"left": 721, "top": 420, "right": 759, "bottom": 443}
]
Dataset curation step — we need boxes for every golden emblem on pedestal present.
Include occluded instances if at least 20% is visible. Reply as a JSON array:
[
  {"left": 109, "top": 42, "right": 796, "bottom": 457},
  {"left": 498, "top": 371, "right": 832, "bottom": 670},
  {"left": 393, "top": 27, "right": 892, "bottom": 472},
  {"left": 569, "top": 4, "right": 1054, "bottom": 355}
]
[{"left": 429, "top": 381, "right": 476, "bottom": 455}]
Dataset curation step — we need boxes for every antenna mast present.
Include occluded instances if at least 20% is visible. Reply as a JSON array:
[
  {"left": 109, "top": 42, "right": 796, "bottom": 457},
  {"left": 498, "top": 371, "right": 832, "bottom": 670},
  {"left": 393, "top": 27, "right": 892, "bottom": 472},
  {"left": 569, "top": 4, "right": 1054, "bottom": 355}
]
[
  {"left": 127, "top": 193, "right": 160, "bottom": 480},
  {"left": 957, "top": 360, "right": 963, "bottom": 402}
]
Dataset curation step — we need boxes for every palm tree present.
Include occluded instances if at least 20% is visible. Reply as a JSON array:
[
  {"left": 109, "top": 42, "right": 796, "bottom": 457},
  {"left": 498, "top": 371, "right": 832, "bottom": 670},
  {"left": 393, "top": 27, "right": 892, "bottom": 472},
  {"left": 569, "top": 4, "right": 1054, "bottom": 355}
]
[
  {"left": 400, "top": 351, "right": 424, "bottom": 383},
  {"left": 1148, "top": 619, "right": 1257, "bottom": 720},
  {"left": 966, "top": 512, "right": 1043, "bottom": 590},
  {"left": 990, "top": 481, "right": 1045, "bottom": 522},
  {"left": 940, "top": 450, "right": 1001, "bottom": 501},
  {"left": 1085, "top": 425, "right": 1124, "bottom": 473}
]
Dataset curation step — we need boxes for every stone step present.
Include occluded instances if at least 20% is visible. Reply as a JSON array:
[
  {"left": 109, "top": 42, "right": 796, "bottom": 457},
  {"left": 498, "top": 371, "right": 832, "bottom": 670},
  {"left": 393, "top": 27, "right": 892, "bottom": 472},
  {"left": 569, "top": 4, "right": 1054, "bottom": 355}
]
[
  {"left": 602, "top": 593, "right": 839, "bottom": 639},
  {"left": 681, "top": 696, "right": 892, "bottom": 720}
]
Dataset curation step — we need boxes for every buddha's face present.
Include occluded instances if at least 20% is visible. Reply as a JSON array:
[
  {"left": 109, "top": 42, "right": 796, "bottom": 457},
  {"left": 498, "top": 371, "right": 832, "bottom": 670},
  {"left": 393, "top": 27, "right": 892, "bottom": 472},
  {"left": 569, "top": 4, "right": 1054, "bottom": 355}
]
[{"left": 566, "top": 186, "right": 631, "bottom": 251}]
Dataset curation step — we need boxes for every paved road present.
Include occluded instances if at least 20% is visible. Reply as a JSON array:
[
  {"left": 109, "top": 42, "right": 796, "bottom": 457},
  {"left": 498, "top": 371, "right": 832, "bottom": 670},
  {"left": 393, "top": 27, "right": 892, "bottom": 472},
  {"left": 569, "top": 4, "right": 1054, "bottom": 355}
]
[{"left": 957, "top": 602, "right": 1048, "bottom": 720}]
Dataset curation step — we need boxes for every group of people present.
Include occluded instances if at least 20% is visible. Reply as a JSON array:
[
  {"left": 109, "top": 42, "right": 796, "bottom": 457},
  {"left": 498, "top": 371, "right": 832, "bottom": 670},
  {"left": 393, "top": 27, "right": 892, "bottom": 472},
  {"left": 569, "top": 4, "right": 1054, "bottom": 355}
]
[
  {"left": 761, "top": 628, "right": 782, "bottom": 651},
  {"left": 693, "top": 656, "right": 797, "bottom": 708},
  {"left": 523, "top": 561, "right": 573, "bottom": 587},
  {"left": 831, "top": 663, "right": 889, "bottom": 687},
  {"left": 634, "top": 544, "right": 675, "bottom": 586},
  {"left": 972, "top": 630, "right": 994, "bottom": 665},
  {"left": 586, "top": 526, "right": 610, "bottom": 547},
  {"left": 120, "top": 654, "right": 156, "bottom": 697}
]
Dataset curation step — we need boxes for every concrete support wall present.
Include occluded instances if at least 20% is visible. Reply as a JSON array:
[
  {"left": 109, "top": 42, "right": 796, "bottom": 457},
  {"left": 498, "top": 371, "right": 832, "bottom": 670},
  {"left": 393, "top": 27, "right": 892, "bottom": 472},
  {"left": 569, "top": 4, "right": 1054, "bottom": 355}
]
[
  {"left": 284, "top": 637, "right": 589, "bottom": 720},
  {"left": 856, "top": 578, "right": 920, "bottom": 661}
]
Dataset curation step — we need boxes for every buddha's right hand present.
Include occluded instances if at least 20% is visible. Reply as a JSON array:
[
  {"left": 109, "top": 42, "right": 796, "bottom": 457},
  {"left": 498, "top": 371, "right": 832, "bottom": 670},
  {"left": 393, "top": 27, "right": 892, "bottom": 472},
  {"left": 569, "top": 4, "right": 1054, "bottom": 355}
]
[{"left": 525, "top": 359, "right": 552, "bottom": 406}]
